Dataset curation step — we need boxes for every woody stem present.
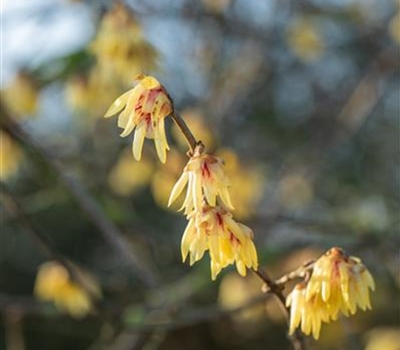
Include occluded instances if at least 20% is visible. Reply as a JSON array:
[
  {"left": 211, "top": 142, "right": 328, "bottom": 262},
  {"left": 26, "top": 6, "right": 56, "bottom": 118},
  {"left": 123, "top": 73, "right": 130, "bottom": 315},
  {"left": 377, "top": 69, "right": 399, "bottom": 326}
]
[
  {"left": 252, "top": 267, "right": 307, "bottom": 350},
  {"left": 170, "top": 111, "right": 199, "bottom": 153}
]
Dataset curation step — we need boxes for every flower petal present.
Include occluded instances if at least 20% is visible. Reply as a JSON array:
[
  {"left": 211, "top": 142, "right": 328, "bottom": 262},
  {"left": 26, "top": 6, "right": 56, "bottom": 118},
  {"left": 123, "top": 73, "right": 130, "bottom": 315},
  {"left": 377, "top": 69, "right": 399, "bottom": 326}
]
[
  {"left": 104, "top": 89, "right": 133, "bottom": 118},
  {"left": 168, "top": 172, "right": 189, "bottom": 207},
  {"left": 132, "top": 125, "right": 146, "bottom": 161}
]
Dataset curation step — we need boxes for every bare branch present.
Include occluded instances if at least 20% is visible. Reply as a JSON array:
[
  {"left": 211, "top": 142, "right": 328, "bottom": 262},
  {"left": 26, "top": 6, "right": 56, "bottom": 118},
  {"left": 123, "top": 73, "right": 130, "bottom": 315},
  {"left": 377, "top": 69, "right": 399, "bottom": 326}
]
[{"left": 0, "top": 106, "right": 159, "bottom": 289}]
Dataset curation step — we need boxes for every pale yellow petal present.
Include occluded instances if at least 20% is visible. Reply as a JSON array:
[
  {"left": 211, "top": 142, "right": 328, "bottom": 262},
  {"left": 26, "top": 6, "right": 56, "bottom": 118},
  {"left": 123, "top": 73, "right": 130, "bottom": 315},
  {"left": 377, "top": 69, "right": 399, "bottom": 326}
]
[
  {"left": 168, "top": 172, "right": 188, "bottom": 207},
  {"left": 192, "top": 172, "right": 203, "bottom": 212},
  {"left": 120, "top": 118, "right": 137, "bottom": 137},
  {"left": 219, "top": 186, "right": 234, "bottom": 210},
  {"left": 181, "top": 219, "right": 195, "bottom": 262},
  {"left": 203, "top": 182, "right": 217, "bottom": 206},
  {"left": 104, "top": 89, "right": 132, "bottom": 118},
  {"left": 154, "top": 122, "right": 167, "bottom": 163},
  {"left": 132, "top": 125, "right": 146, "bottom": 161},
  {"left": 236, "top": 260, "right": 247, "bottom": 276}
]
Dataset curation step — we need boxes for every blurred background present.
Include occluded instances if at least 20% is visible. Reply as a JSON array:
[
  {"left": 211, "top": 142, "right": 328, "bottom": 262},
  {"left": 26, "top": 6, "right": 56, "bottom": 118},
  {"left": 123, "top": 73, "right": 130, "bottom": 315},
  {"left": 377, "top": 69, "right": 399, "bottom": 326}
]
[{"left": 1, "top": 0, "right": 399, "bottom": 349}]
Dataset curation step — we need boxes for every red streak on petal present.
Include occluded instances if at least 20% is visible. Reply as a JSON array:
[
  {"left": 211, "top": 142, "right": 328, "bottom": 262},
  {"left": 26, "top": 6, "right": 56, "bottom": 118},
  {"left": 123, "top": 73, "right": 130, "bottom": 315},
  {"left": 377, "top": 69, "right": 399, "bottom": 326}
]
[
  {"left": 229, "top": 232, "right": 240, "bottom": 245},
  {"left": 147, "top": 88, "right": 162, "bottom": 105},
  {"left": 333, "top": 260, "right": 340, "bottom": 280},
  {"left": 201, "top": 162, "right": 211, "bottom": 179},
  {"left": 216, "top": 213, "right": 223, "bottom": 227}
]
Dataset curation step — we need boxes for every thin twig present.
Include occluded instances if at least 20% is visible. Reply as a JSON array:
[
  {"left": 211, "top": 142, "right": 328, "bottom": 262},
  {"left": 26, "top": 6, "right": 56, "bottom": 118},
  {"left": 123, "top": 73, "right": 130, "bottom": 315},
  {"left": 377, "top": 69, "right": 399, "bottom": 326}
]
[
  {"left": 0, "top": 181, "right": 102, "bottom": 304},
  {"left": 0, "top": 107, "right": 159, "bottom": 289},
  {"left": 251, "top": 267, "right": 306, "bottom": 350},
  {"left": 169, "top": 111, "right": 199, "bottom": 153},
  {"left": 0, "top": 291, "right": 271, "bottom": 332},
  {"left": 274, "top": 260, "right": 315, "bottom": 287}
]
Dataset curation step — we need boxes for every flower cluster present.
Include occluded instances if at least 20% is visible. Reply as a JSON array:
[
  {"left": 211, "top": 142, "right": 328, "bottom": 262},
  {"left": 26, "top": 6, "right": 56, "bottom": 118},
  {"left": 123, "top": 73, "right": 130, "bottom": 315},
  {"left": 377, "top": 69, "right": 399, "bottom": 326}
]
[
  {"left": 34, "top": 261, "right": 100, "bottom": 318},
  {"left": 104, "top": 73, "right": 258, "bottom": 279},
  {"left": 105, "top": 74, "right": 172, "bottom": 163},
  {"left": 169, "top": 147, "right": 258, "bottom": 280},
  {"left": 286, "top": 247, "right": 375, "bottom": 339},
  {"left": 89, "top": 2, "right": 158, "bottom": 85}
]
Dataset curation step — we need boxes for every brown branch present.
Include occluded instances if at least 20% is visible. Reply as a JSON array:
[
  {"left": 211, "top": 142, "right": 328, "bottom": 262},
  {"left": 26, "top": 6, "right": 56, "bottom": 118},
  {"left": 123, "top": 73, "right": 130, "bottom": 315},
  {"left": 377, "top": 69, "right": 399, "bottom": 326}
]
[
  {"left": 170, "top": 111, "right": 199, "bottom": 154},
  {"left": 0, "top": 106, "right": 159, "bottom": 289},
  {"left": 274, "top": 260, "right": 315, "bottom": 287},
  {"left": 252, "top": 267, "right": 307, "bottom": 350}
]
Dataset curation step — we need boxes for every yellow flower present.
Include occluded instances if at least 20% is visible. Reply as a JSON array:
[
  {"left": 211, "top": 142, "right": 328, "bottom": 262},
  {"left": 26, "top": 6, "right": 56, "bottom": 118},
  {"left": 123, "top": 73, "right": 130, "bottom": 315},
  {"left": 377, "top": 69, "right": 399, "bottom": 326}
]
[
  {"left": 2, "top": 72, "right": 38, "bottom": 118},
  {"left": 0, "top": 131, "right": 23, "bottom": 180},
  {"left": 306, "top": 247, "right": 375, "bottom": 319},
  {"left": 34, "top": 261, "right": 100, "bottom": 318},
  {"left": 168, "top": 152, "right": 234, "bottom": 215},
  {"left": 105, "top": 74, "right": 172, "bottom": 163},
  {"left": 286, "top": 283, "right": 329, "bottom": 340},
  {"left": 181, "top": 205, "right": 258, "bottom": 280},
  {"left": 90, "top": 2, "right": 158, "bottom": 85},
  {"left": 287, "top": 247, "right": 375, "bottom": 339},
  {"left": 286, "top": 17, "right": 324, "bottom": 62}
]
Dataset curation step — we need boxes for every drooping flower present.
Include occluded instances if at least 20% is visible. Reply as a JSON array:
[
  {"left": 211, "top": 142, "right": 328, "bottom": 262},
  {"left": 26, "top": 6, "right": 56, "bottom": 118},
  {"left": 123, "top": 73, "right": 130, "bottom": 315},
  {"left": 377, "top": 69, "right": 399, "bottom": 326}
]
[
  {"left": 180, "top": 205, "right": 258, "bottom": 280},
  {"left": 306, "top": 247, "right": 375, "bottom": 319},
  {"left": 286, "top": 283, "right": 329, "bottom": 340},
  {"left": 168, "top": 152, "right": 234, "bottom": 215},
  {"left": 34, "top": 261, "right": 100, "bottom": 318},
  {"left": 90, "top": 2, "right": 158, "bottom": 85},
  {"left": 286, "top": 247, "right": 375, "bottom": 339},
  {"left": 105, "top": 74, "right": 172, "bottom": 163}
]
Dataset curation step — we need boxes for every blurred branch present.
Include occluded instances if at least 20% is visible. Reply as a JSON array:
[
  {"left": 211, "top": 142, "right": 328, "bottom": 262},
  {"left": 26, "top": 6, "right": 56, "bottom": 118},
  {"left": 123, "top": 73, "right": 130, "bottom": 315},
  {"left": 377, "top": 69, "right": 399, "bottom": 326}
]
[
  {"left": 0, "top": 291, "right": 270, "bottom": 332},
  {"left": 0, "top": 106, "right": 159, "bottom": 289},
  {"left": 0, "top": 181, "right": 102, "bottom": 304},
  {"left": 252, "top": 268, "right": 307, "bottom": 350},
  {"left": 334, "top": 49, "right": 397, "bottom": 145},
  {"left": 100, "top": 331, "right": 155, "bottom": 350},
  {"left": 274, "top": 260, "right": 315, "bottom": 287},
  {"left": 4, "top": 310, "right": 26, "bottom": 350},
  {"left": 258, "top": 47, "right": 399, "bottom": 226},
  {"left": 1, "top": 181, "right": 71, "bottom": 267}
]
